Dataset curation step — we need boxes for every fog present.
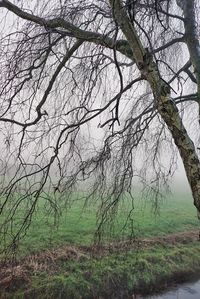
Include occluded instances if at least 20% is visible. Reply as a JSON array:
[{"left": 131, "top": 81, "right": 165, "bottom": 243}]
[{"left": 0, "top": 0, "right": 199, "bottom": 201}]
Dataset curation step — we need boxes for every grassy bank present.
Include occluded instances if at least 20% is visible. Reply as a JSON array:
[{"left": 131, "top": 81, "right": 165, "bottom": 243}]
[
  {"left": 1, "top": 241, "right": 200, "bottom": 299},
  {"left": 0, "top": 192, "right": 200, "bottom": 298}
]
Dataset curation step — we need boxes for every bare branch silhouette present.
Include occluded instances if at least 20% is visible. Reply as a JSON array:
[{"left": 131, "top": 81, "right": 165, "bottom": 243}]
[{"left": 0, "top": 0, "right": 200, "bottom": 251}]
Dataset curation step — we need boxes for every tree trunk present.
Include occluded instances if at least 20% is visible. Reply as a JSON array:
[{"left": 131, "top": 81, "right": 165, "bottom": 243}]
[{"left": 110, "top": 0, "right": 200, "bottom": 213}]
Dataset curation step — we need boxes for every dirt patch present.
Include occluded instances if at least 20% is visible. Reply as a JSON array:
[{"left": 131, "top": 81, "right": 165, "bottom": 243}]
[
  {"left": 140, "top": 230, "right": 200, "bottom": 246},
  {"left": 0, "top": 265, "right": 30, "bottom": 291},
  {"left": 90, "top": 229, "right": 200, "bottom": 254},
  {"left": 0, "top": 230, "right": 199, "bottom": 293},
  {"left": 0, "top": 246, "right": 89, "bottom": 292}
]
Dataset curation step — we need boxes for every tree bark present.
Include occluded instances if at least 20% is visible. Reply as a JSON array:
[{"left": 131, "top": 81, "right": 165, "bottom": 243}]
[
  {"left": 177, "top": 0, "right": 200, "bottom": 119},
  {"left": 109, "top": 0, "right": 200, "bottom": 213},
  {"left": 1, "top": 0, "right": 200, "bottom": 213}
]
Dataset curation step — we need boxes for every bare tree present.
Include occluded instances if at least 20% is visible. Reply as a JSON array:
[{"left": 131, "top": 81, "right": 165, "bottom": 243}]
[{"left": 0, "top": 0, "right": 200, "bottom": 249}]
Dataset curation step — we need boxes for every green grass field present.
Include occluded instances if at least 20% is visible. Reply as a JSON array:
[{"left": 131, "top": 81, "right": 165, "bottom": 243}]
[
  {"left": 6, "top": 191, "right": 199, "bottom": 256},
  {"left": 1, "top": 191, "right": 200, "bottom": 299}
]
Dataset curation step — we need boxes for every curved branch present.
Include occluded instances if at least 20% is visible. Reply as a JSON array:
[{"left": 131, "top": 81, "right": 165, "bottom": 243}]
[
  {"left": 0, "top": 39, "right": 83, "bottom": 127},
  {"left": 153, "top": 37, "right": 185, "bottom": 54},
  {"left": 0, "top": 0, "right": 134, "bottom": 60}
]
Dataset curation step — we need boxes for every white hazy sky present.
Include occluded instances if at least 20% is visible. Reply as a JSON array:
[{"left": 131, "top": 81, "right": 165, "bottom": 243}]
[{"left": 0, "top": 0, "right": 199, "bottom": 198}]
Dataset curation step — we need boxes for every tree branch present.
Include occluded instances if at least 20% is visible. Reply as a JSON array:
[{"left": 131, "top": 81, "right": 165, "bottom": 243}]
[
  {"left": 0, "top": 0, "right": 134, "bottom": 60},
  {"left": 0, "top": 39, "right": 83, "bottom": 127}
]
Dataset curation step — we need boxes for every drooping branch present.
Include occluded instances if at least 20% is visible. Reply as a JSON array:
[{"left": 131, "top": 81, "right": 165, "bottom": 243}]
[
  {"left": 0, "top": 39, "right": 83, "bottom": 127},
  {"left": 0, "top": 0, "right": 134, "bottom": 60},
  {"left": 0, "top": 0, "right": 200, "bottom": 250},
  {"left": 109, "top": 0, "right": 200, "bottom": 213}
]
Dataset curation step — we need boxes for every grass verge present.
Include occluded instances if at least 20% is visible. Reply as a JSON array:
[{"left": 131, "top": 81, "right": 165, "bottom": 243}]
[
  {"left": 0, "top": 192, "right": 200, "bottom": 298},
  {"left": 1, "top": 238, "right": 200, "bottom": 299},
  {"left": 1, "top": 192, "right": 199, "bottom": 256}
]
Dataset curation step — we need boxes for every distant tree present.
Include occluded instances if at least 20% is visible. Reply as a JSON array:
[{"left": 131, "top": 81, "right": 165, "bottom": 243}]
[{"left": 0, "top": 0, "right": 200, "bottom": 248}]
